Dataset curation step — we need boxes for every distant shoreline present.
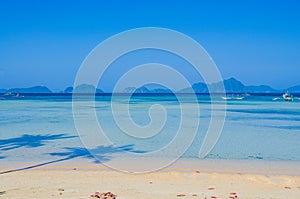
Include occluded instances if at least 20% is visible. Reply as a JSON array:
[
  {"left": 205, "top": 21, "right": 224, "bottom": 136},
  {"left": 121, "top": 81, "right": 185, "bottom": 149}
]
[
  {"left": 2, "top": 78, "right": 300, "bottom": 94},
  {"left": 1, "top": 92, "right": 300, "bottom": 96}
]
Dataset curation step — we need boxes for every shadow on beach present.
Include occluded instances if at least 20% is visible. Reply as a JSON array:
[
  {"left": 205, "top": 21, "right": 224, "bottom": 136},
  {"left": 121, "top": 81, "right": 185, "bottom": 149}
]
[{"left": 0, "top": 134, "right": 144, "bottom": 175}]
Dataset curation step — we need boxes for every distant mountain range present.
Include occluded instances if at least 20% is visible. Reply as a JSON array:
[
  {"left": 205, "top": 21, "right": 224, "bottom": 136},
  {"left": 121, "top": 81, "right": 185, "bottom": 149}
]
[
  {"left": 126, "top": 78, "right": 299, "bottom": 94},
  {"left": 0, "top": 84, "right": 104, "bottom": 94},
  {"left": 1, "top": 78, "right": 300, "bottom": 94},
  {"left": 178, "top": 78, "right": 279, "bottom": 93},
  {"left": 1, "top": 86, "right": 52, "bottom": 93}
]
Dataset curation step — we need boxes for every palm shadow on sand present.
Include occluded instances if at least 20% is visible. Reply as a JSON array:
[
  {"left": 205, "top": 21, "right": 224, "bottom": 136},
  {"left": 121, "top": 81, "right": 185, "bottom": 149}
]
[
  {"left": 49, "top": 144, "right": 145, "bottom": 164},
  {"left": 0, "top": 134, "right": 145, "bottom": 174}
]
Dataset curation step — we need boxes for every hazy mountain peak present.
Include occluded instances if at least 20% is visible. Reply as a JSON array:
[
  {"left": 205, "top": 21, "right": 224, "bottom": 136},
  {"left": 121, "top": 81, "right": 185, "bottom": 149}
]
[
  {"left": 123, "top": 84, "right": 173, "bottom": 94},
  {"left": 8, "top": 86, "right": 52, "bottom": 93},
  {"left": 73, "top": 84, "right": 103, "bottom": 93}
]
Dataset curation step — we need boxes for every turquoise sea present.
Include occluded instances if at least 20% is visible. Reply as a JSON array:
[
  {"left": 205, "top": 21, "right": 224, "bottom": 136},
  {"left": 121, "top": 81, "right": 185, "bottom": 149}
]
[{"left": 0, "top": 94, "right": 300, "bottom": 170}]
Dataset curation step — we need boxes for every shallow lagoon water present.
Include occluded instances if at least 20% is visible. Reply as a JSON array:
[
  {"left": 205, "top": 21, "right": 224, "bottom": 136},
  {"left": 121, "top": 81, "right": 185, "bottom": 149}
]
[{"left": 0, "top": 94, "right": 299, "bottom": 166}]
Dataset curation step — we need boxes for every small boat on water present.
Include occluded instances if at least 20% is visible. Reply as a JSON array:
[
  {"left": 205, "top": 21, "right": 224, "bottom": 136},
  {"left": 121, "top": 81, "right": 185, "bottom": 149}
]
[
  {"left": 272, "top": 97, "right": 280, "bottom": 101},
  {"left": 221, "top": 95, "right": 244, "bottom": 100},
  {"left": 282, "top": 91, "right": 293, "bottom": 101},
  {"left": 3, "top": 92, "right": 24, "bottom": 98},
  {"left": 13, "top": 93, "right": 24, "bottom": 98},
  {"left": 4, "top": 92, "right": 13, "bottom": 96}
]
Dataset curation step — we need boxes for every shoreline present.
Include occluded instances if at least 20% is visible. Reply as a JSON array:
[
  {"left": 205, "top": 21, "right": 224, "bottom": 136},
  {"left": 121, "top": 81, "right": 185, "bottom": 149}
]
[{"left": 1, "top": 158, "right": 300, "bottom": 176}]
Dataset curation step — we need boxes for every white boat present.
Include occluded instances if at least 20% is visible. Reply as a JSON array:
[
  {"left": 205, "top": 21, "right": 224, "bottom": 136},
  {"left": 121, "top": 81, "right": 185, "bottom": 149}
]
[
  {"left": 221, "top": 96, "right": 230, "bottom": 100},
  {"left": 282, "top": 92, "right": 293, "bottom": 101},
  {"left": 3, "top": 92, "right": 24, "bottom": 98},
  {"left": 222, "top": 95, "right": 244, "bottom": 100},
  {"left": 4, "top": 92, "right": 13, "bottom": 96},
  {"left": 13, "top": 93, "right": 24, "bottom": 98},
  {"left": 235, "top": 96, "right": 245, "bottom": 100}
]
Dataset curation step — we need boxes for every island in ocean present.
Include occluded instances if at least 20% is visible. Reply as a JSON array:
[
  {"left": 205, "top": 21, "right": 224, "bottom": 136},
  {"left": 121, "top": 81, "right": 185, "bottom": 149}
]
[{"left": 1, "top": 77, "right": 300, "bottom": 94}]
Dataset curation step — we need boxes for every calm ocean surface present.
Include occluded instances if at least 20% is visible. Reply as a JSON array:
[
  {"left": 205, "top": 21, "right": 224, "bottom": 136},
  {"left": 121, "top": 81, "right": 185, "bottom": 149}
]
[{"left": 0, "top": 94, "right": 300, "bottom": 165}]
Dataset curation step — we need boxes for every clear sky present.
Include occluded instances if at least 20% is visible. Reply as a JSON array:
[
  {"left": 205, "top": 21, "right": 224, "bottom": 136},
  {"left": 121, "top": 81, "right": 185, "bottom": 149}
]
[{"left": 0, "top": 0, "right": 299, "bottom": 92}]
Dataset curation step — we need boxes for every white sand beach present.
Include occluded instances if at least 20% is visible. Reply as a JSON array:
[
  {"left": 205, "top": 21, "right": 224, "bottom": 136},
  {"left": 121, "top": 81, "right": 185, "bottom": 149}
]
[{"left": 1, "top": 159, "right": 300, "bottom": 199}]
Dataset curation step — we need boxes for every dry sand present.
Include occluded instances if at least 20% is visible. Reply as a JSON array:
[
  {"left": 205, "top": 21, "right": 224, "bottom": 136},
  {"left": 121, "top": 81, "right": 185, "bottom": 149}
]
[{"left": 1, "top": 162, "right": 300, "bottom": 199}]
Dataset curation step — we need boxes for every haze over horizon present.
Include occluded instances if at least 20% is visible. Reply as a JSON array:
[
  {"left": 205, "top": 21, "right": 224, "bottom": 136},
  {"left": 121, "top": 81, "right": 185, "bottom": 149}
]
[
  {"left": 1, "top": 1, "right": 299, "bottom": 92},
  {"left": 1, "top": 77, "right": 299, "bottom": 94}
]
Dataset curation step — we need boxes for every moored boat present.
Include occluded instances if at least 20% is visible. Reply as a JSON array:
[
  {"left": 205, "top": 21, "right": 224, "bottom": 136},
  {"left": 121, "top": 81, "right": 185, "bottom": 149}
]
[
  {"left": 221, "top": 95, "right": 244, "bottom": 100},
  {"left": 282, "top": 91, "right": 293, "bottom": 101},
  {"left": 4, "top": 92, "right": 13, "bottom": 96}
]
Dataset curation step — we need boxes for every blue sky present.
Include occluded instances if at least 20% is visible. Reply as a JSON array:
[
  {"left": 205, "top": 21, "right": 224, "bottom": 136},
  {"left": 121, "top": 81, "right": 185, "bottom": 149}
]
[{"left": 0, "top": 0, "right": 300, "bottom": 91}]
